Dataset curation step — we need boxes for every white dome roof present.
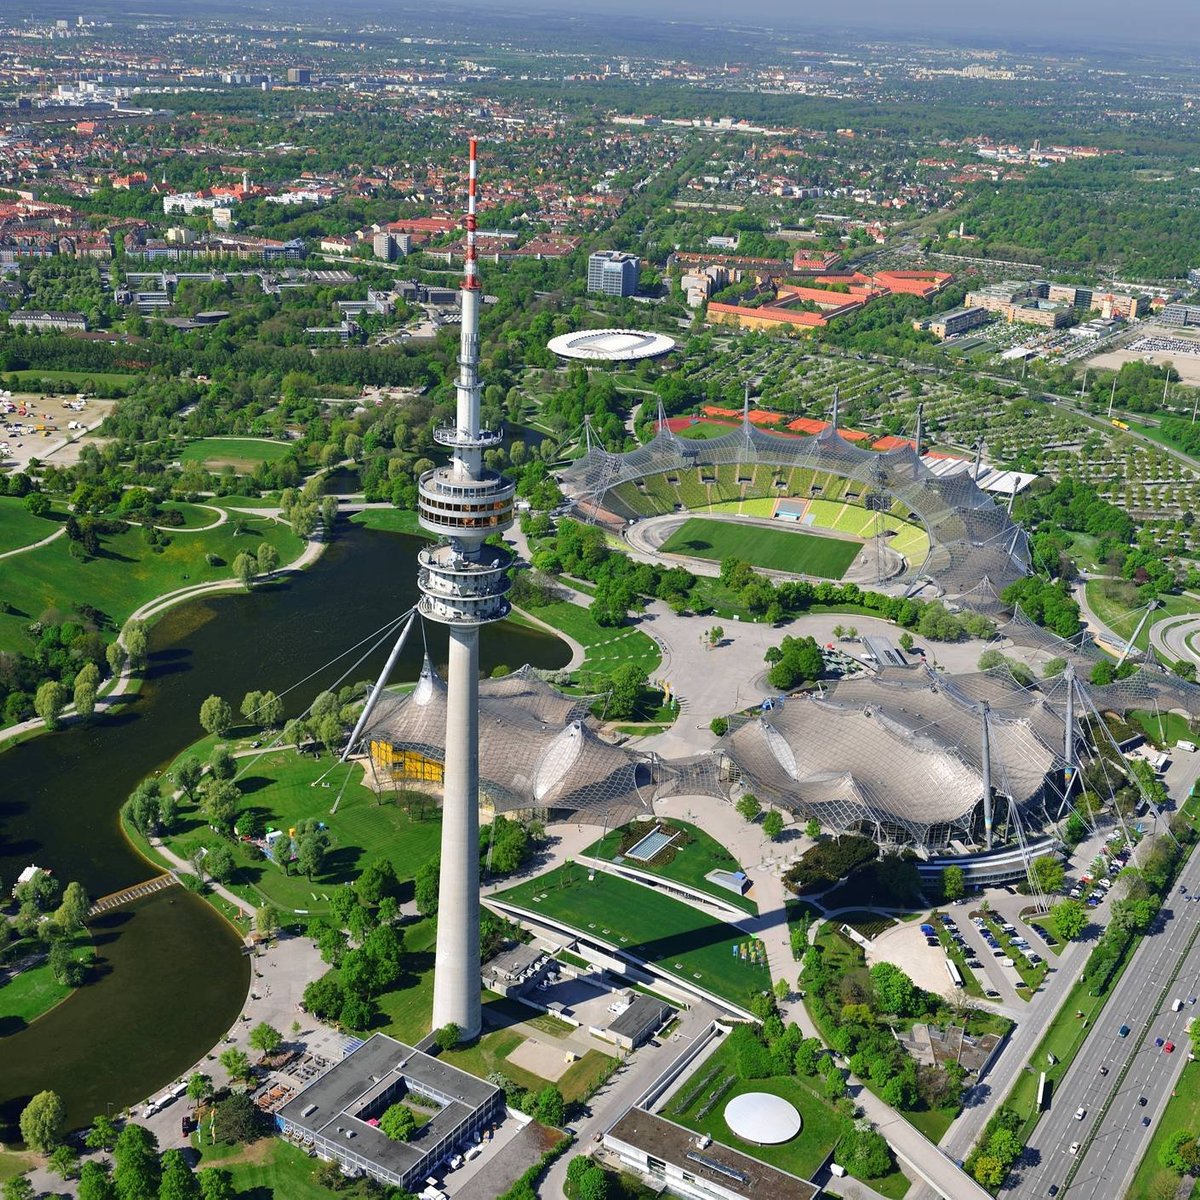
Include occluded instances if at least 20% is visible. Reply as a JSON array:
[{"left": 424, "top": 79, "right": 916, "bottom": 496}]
[{"left": 723, "top": 1092, "right": 802, "bottom": 1145}]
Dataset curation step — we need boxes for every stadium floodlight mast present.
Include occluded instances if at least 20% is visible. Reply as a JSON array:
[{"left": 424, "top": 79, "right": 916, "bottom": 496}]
[{"left": 416, "top": 138, "right": 515, "bottom": 1039}]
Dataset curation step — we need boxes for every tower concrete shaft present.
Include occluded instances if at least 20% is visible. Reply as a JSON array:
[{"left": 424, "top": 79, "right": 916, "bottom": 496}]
[{"left": 418, "top": 138, "right": 514, "bottom": 1040}]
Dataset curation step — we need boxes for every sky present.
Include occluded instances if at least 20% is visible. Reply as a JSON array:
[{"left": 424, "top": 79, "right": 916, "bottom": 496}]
[{"left": 467, "top": 0, "right": 1199, "bottom": 53}]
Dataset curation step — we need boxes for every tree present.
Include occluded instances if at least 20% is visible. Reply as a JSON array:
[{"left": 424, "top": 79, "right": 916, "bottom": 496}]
[
  {"left": 357, "top": 859, "right": 399, "bottom": 905},
  {"left": 78, "top": 1161, "right": 117, "bottom": 1200},
  {"left": 196, "top": 1170, "right": 234, "bottom": 1200},
  {"left": 257, "top": 691, "right": 284, "bottom": 728},
  {"left": 973, "top": 1154, "right": 1006, "bottom": 1189},
  {"left": 124, "top": 621, "right": 148, "bottom": 672},
  {"left": 302, "top": 974, "right": 345, "bottom": 1021},
  {"left": 1050, "top": 898, "right": 1088, "bottom": 942},
  {"left": 533, "top": 1085, "right": 566, "bottom": 1127},
  {"left": 218, "top": 1047, "right": 253, "bottom": 1083},
  {"left": 106, "top": 640, "right": 127, "bottom": 678},
  {"left": 34, "top": 680, "right": 67, "bottom": 729},
  {"left": 736, "top": 794, "right": 762, "bottom": 822},
  {"left": 316, "top": 712, "right": 343, "bottom": 757},
  {"left": 239, "top": 691, "right": 264, "bottom": 724},
  {"left": 283, "top": 717, "right": 307, "bottom": 749},
  {"left": 607, "top": 662, "right": 647, "bottom": 720},
  {"left": 113, "top": 1123, "right": 159, "bottom": 1200},
  {"left": 762, "top": 810, "right": 784, "bottom": 841},
  {"left": 804, "top": 817, "right": 821, "bottom": 840},
  {"left": 841, "top": 1127, "right": 892, "bottom": 1179},
  {"left": 201, "top": 780, "right": 240, "bottom": 832},
  {"left": 248, "top": 1022, "right": 283, "bottom": 1056},
  {"left": 435, "top": 1022, "right": 461, "bottom": 1052},
  {"left": 74, "top": 670, "right": 98, "bottom": 720},
  {"left": 212, "top": 1093, "right": 265, "bottom": 1144},
  {"left": 2, "top": 1179, "right": 34, "bottom": 1200},
  {"left": 256, "top": 543, "right": 280, "bottom": 576},
  {"left": 297, "top": 830, "right": 328, "bottom": 879},
  {"left": 414, "top": 857, "right": 440, "bottom": 916},
  {"left": 49, "top": 1144, "right": 79, "bottom": 1179},
  {"left": 209, "top": 744, "right": 236, "bottom": 780},
  {"left": 380, "top": 1103, "right": 418, "bottom": 1141},
  {"left": 57, "top": 880, "right": 90, "bottom": 929},
  {"left": 175, "top": 758, "right": 203, "bottom": 800},
  {"left": 85, "top": 1114, "right": 119, "bottom": 1151},
  {"left": 49, "top": 938, "right": 86, "bottom": 987},
  {"left": 199, "top": 695, "right": 234, "bottom": 737},
  {"left": 187, "top": 1073, "right": 213, "bottom": 1107},
  {"left": 159, "top": 1149, "right": 200, "bottom": 1200},
  {"left": 206, "top": 844, "right": 235, "bottom": 883},
  {"left": 943, "top": 865, "right": 966, "bottom": 902},
  {"left": 25, "top": 490, "right": 50, "bottom": 517},
  {"left": 232, "top": 551, "right": 258, "bottom": 588},
  {"left": 19, "top": 1089, "right": 66, "bottom": 1152},
  {"left": 255, "top": 905, "right": 280, "bottom": 937},
  {"left": 870, "top": 962, "right": 918, "bottom": 1016},
  {"left": 898, "top": 631, "right": 915, "bottom": 653},
  {"left": 1030, "top": 854, "right": 1066, "bottom": 895}
]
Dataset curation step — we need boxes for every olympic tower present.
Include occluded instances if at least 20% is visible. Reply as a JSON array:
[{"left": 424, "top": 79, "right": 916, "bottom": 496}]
[{"left": 417, "top": 139, "right": 514, "bottom": 1039}]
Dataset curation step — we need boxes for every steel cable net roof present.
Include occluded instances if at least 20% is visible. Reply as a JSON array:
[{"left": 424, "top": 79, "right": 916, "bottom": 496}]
[
  {"left": 1087, "top": 661, "right": 1200, "bottom": 717},
  {"left": 362, "top": 662, "right": 656, "bottom": 824},
  {"left": 722, "top": 666, "right": 1065, "bottom": 847},
  {"left": 560, "top": 424, "right": 1030, "bottom": 596}
]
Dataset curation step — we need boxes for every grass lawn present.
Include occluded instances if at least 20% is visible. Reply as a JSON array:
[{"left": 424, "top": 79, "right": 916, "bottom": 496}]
[
  {"left": 0, "top": 509, "right": 303, "bottom": 653},
  {"left": 0, "top": 495, "right": 65, "bottom": 554},
  {"left": 480, "top": 991, "right": 576, "bottom": 1038},
  {"left": 373, "top": 917, "right": 437, "bottom": 1043},
  {"left": 443, "top": 1028, "right": 615, "bottom": 1104},
  {"left": 1130, "top": 709, "right": 1195, "bottom": 749},
  {"left": 493, "top": 866, "right": 769, "bottom": 1008},
  {"left": 676, "top": 420, "right": 740, "bottom": 440},
  {"left": 0, "top": 1151, "right": 37, "bottom": 1184},
  {"left": 660, "top": 517, "right": 860, "bottom": 581},
  {"left": 158, "top": 501, "right": 225, "bottom": 530},
  {"left": 522, "top": 599, "right": 661, "bottom": 679},
  {"left": 585, "top": 820, "right": 758, "bottom": 915},
  {"left": 193, "top": 1135, "right": 333, "bottom": 1199},
  {"left": 0, "top": 929, "right": 93, "bottom": 1026},
  {"left": 671, "top": 1039, "right": 910, "bottom": 1197},
  {"left": 180, "top": 437, "right": 298, "bottom": 471},
  {"left": 7, "top": 368, "right": 135, "bottom": 392},
  {"left": 1126, "top": 1059, "right": 1200, "bottom": 1200},
  {"left": 151, "top": 749, "right": 444, "bottom": 916},
  {"left": 1085, "top": 582, "right": 1200, "bottom": 651},
  {"left": 349, "top": 508, "right": 428, "bottom": 537}
]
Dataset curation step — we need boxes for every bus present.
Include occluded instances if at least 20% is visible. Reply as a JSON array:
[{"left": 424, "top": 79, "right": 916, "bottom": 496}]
[{"left": 945, "top": 959, "right": 964, "bottom": 988}]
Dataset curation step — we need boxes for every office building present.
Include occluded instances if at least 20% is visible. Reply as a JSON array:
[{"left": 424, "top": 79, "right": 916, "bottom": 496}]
[
  {"left": 287, "top": 67, "right": 311, "bottom": 85},
  {"left": 1161, "top": 303, "right": 1200, "bottom": 328},
  {"left": 276, "top": 1034, "right": 502, "bottom": 1192},
  {"left": 917, "top": 306, "right": 988, "bottom": 339},
  {"left": 587, "top": 250, "right": 640, "bottom": 296}
]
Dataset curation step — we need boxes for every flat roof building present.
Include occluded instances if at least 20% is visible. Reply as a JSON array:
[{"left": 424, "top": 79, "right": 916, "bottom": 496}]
[
  {"left": 919, "top": 305, "right": 988, "bottom": 339},
  {"left": 588, "top": 250, "right": 640, "bottom": 296},
  {"left": 275, "top": 1034, "right": 503, "bottom": 1191},
  {"left": 603, "top": 1108, "right": 819, "bottom": 1200},
  {"left": 1161, "top": 303, "right": 1200, "bottom": 328}
]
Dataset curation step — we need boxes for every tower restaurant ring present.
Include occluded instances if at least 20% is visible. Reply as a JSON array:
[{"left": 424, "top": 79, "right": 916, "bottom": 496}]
[{"left": 548, "top": 329, "right": 676, "bottom": 362}]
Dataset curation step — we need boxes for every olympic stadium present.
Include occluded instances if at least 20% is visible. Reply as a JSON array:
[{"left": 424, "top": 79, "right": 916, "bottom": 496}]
[{"left": 557, "top": 418, "right": 1030, "bottom": 599}]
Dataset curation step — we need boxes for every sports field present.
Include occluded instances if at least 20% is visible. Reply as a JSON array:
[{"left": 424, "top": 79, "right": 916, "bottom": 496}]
[
  {"left": 660, "top": 516, "right": 860, "bottom": 580},
  {"left": 494, "top": 866, "right": 769, "bottom": 1007}
]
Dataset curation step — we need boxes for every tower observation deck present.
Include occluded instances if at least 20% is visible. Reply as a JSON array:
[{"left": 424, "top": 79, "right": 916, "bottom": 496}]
[{"left": 419, "top": 138, "right": 514, "bottom": 1040}]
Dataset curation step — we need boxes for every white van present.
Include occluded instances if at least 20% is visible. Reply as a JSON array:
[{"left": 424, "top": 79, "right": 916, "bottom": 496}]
[{"left": 1173, "top": 998, "right": 1185, "bottom": 1012}]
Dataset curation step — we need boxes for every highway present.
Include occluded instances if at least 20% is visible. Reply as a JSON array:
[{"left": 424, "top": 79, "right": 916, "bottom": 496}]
[{"left": 1002, "top": 846, "right": 1200, "bottom": 1200}]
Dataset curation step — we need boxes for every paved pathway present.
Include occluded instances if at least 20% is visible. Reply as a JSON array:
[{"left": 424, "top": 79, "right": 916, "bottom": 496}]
[{"left": 0, "top": 523, "right": 65, "bottom": 560}]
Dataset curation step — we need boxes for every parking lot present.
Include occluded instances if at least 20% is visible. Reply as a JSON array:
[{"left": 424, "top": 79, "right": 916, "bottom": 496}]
[{"left": 0, "top": 392, "right": 115, "bottom": 471}]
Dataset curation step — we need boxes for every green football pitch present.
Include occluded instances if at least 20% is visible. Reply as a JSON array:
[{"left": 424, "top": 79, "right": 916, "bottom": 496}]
[{"left": 659, "top": 516, "right": 860, "bottom": 580}]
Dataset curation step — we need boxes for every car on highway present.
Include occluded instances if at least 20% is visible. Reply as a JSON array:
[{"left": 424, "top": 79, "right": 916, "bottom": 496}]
[
  {"left": 1098, "top": 1065, "right": 1108, "bottom": 1076},
  {"left": 1119, "top": 1024, "right": 1131, "bottom": 1037},
  {"left": 1156, "top": 1037, "right": 1165, "bottom": 1047},
  {"left": 1143, "top": 1116, "right": 1152, "bottom": 1127},
  {"left": 1074, "top": 1107, "right": 1086, "bottom": 1120},
  {"left": 1047, "top": 1185, "right": 1059, "bottom": 1196},
  {"left": 1069, "top": 1142, "right": 1080, "bottom": 1155},
  {"left": 1139, "top": 1096, "right": 1148, "bottom": 1106},
  {"left": 1165, "top": 1042, "right": 1176, "bottom": 1053}
]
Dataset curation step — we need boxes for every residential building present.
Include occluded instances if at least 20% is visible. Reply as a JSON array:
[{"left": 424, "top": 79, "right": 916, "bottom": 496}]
[
  {"left": 587, "top": 249, "right": 640, "bottom": 296},
  {"left": 917, "top": 305, "right": 988, "bottom": 339},
  {"left": 287, "top": 68, "right": 311, "bottom": 85},
  {"left": 276, "top": 1034, "right": 503, "bottom": 1192},
  {"left": 10, "top": 309, "right": 88, "bottom": 331}
]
